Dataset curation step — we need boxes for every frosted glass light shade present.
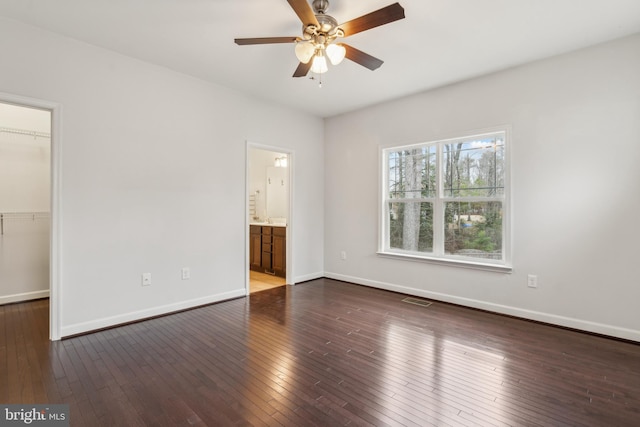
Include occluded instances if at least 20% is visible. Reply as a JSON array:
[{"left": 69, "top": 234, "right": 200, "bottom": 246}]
[
  {"left": 295, "top": 42, "right": 315, "bottom": 64},
  {"left": 311, "top": 55, "right": 328, "bottom": 74},
  {"left": 326, "top": 44, "right": 346, "bottom": 65}
]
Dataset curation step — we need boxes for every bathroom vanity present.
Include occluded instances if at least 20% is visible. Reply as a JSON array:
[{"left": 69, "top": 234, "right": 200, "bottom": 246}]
[{"left": 250, "top": 224, "right": 286, "bottom": 278}]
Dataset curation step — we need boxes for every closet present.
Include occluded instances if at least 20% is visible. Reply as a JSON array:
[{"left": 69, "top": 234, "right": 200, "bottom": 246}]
[{"left": 0, "top": 102, "right": 51, "bottom": 305}]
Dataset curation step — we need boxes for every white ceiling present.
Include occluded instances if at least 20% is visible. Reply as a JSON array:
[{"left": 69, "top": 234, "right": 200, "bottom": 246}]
[{"left": 1, "top": 0, "right": 639, "bottom": 118}]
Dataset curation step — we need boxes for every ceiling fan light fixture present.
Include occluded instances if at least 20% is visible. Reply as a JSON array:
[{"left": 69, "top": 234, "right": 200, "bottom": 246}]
[
  {"left": 295, "top": 42, "right": 315, "bottom": 64},
  {"left": 234, "top": 1, "right": 406, "bottom": 79},
  {"left": 311, "top": 53, "right": 328, "bottom": 74},
  {"left": 326, "top": 43, "right": 346, "bottom": 65}
]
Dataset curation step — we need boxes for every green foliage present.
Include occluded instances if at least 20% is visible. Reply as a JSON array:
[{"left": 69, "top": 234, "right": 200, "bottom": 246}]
[
  {"left": 389, "top": 202, "right": 433, "bottom": 252},
  {"left": 470, "top": 230, "right": 494, "bottom": 252},
  {"left": 444, "top": 201, "right": 502, "bottom": 256}
]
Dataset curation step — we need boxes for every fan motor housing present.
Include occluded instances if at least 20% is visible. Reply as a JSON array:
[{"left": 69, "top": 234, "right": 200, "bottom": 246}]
[{"left": 316, "top": 14, "right": 338, "bottom": 34}]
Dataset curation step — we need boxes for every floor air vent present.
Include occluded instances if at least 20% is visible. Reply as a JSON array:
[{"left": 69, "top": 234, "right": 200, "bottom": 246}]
[{"left": 402, "top": 297, "right": 433, "bottom": 307}]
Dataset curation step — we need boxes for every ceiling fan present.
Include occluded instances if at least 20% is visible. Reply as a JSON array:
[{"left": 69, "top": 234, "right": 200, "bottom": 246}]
[{"left": 234, "top": 0, "right": 405, "bottom": 78}]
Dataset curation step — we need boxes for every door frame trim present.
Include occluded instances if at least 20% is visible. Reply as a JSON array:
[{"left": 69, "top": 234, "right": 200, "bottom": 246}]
[
  {"left": 0, "top": 92, "right": 62, "bottom": 340},
  {"left": 246, "top": 142, "right": 294, "bottom": 294}
]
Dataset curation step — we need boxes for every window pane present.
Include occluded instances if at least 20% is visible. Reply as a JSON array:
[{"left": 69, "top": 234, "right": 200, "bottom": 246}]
[
  {"left": 388, "top": 147, "right": 436, "bottom": 199},
  {"left": 389, "top": 201, "right": 433, "bottom": 252},
  {"left": 444, "top": 201, "right": 502, "bottom": 260},
  {"left": 443, "top": 135, "right": 505, "bottom": 197}
]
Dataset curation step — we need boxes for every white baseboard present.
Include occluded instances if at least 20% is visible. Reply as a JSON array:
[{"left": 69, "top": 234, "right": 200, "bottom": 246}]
[
  {"left": 0, "top": 289, "right": 50, "bottom": 305},
  {"left": 60, "top": 288, "right": 246, "bottom": 338},
  {"left": 294, "top": 271, "right": 324, "bottom": 284},
  {"left": 325, "top": 272, "right": 640, "bottom": 343}
]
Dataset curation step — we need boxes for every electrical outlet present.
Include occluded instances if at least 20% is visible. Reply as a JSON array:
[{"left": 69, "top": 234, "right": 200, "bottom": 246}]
[
  {"left": 181, "top": 267, "right": 190, "bottom": 280},
  {"left": 527, "top": 274, "right": 538, "bottom": 288},
  {"left": 142, "top": 273, "right": 152, "bottom": 287},
  {"left": 340, "top": 251, "right": 347, "bottom": 260}
]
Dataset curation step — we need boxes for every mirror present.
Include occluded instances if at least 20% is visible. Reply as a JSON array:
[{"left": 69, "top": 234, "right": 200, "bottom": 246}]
[{"left": 248, "top": 148, "right": 289, "bottom": 224}]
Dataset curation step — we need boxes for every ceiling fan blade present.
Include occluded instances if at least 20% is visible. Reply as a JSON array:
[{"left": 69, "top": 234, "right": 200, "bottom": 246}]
[
  {"left": 287, "top": 0, "right": 320, "bottom": 27},
  {"left": 293, "top": 61, "right": 312, "bottom": 78},
  {"left": 343, "top": 44, "right": 384, "bottom": 71},
  {"left": 339, "top": 3, "right": 405, "bottom": 37},
  {"left": 234, "top": 37, "right": 299, "bottom": 45}
]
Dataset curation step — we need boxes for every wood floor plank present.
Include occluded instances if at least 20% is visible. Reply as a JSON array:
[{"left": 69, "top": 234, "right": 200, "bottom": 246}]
[
  {"left": 250, "top": 271, "right": 286, "bottom": 293},
  {"left": 2, "top": 280, "right": 640, "bottom": 426},
  {"left": 139, "top": 318, "right": 285, "bottom": 426}
]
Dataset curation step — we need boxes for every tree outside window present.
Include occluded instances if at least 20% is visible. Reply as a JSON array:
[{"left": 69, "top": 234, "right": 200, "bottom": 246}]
[{"left": 382, "top": 131, "right": 508, "bottom": 266}]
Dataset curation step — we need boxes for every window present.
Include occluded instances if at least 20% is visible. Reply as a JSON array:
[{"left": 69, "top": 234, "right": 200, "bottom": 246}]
[{"left": 380, "top": 130, "right": 509, "bottom": 269}]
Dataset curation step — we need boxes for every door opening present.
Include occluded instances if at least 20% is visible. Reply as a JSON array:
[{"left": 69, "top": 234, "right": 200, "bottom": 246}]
[
  {"left": 0, "top": 92, "right": 60, "bottom": 340},
  {"left": 0, "top": 102, "right": 51, "bottom": 306},
  {"left": 247, "top": 145, "right": 292, "bottom": 294}
]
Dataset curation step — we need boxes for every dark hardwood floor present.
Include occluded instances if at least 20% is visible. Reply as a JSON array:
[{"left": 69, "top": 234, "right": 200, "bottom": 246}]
[{"left": 2, "top": 278, "right": 640, "bottom": 426}]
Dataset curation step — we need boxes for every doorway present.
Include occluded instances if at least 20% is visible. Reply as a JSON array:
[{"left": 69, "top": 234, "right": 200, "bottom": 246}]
[
  {"left": 0, "top": 93, "right": 60, "bottom": 340},
  {"left": 247, "top": 145, "right": 292, "bottom": 294}
]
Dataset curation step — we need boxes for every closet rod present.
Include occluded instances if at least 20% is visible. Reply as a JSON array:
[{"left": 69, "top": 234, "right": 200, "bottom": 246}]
[
  {"left": 0, "top": 211, "right": 50, "bottom": 235},
  {"left": 0, "top": 126, "right": 51, "bottom": 139}
]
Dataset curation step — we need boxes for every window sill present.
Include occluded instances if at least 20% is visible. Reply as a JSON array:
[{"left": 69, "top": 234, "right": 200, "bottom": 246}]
[{"left": 377, "top": 251, "right": 512, "bottom": 273}]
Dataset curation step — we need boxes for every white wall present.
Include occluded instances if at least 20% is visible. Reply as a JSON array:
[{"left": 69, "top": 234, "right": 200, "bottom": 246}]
[
  {"left": 0, "top": 17, "right": 324, "bottom": 337},
  {"left": 324, "top": 34, "right": 640, "bottom": 342}
]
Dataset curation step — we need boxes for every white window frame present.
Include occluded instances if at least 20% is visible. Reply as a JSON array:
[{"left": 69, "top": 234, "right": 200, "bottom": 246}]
[{"left": 378, "top": 128, "right": 511, "bottom": 272}]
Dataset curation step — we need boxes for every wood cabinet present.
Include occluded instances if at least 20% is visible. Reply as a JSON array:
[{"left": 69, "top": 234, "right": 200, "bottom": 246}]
[
  {"left": 249, "top": 225, "right": 286, "bottom": 278},
  {"left": 261, "top": 226, "right": 272, "bottom": 272},
  {"left": 272, "top": 227, "right": 286, "bottom": 277},
  {"left": 249, "top": 225, "right": 262, "bottom": 271}
]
